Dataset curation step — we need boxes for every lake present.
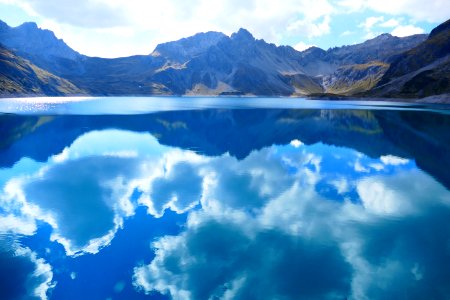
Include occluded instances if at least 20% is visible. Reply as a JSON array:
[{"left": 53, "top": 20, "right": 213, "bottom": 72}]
[{"left": 1, "top": 97, "right": 450, "bottom": 300}]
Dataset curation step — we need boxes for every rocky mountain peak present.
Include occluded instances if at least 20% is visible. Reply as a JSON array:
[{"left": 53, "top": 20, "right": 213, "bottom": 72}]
[
  {"left": 152, "top": 31, "right": 226, "bottom": 62},
  {"left": 362, "top": 33, "right": 397, "bottom": 46},
  {"left": 0, "top": 19, "right": 9, "bottom": 31},
  {"left": 429, "top": 18, "right": 450, "bottom": 38},
  {"left": 0, "top": 20, "right": 81, "bottom": 61},
  {"left": 231, "top": 28, "right": 255, "bottom": 41},
  {"left": 300, "top": 46, "right": 327, "bottom": 56},
  {"left": 377, "top": 33, "right": 393, "bottom": 38},
  {"left": 18, "top": 22, "right": 38, "bottom": 30}
]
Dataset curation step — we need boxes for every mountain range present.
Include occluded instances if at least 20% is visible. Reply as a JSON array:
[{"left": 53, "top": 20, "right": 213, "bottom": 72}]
[{"left": 0, "top": 18, "right": 449, "bottom": 100}]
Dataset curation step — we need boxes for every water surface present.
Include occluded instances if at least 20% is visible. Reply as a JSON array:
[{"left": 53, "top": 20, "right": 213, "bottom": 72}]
[{"left": 0, "top": 97, "right": 449, "bottom": 299}]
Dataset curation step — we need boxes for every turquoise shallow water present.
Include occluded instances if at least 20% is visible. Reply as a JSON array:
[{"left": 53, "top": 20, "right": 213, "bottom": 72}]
[{"left": 0, "top": 97, "right": 449, "bottom": 299}]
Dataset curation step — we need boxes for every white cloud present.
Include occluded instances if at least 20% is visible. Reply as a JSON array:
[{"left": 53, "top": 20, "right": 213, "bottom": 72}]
[
  {"left": 365, "top": 0, "right": 450, "bottom": 23},
  {"left": 133, "top": 148, "right": 450, "bottom": 299},
  {"left": 359, "top": 16, "right": 385, "bottom": 31},
  {"left": 358, "top": 16, "right": 386, "bottom": 40},
  {"left": 380, "top": 18, "right": 400, "bottom": 28},
  {"left": 290, "top": 139, "right": 304, "bottom": 147},
  {"left": 145, "top": 162, "right": 204, "bottom": 217},
  {"left": 198, "top": 147, "right": 305, "bottom": 214},
  {"left": 293, "top": 42, "right": 315, "bottom": 52},
  {"left": 354, "top": 160, "right": 370, "bottom": 172},
  {"left": 0, "top": 214, "right": 36, "bottom": 235},
  {"left": 18, "top": 0, "right": 129, "bottom": 28},
  {"left": 340, "top": 30, "right": 354, "bottom": 36},
  {"left": 357, "top": 170, "right": 450, "bottom": 216},
  {"left": 369, "top": 163, "right": 384, "bottom": 171},
  {"left": 380, "top": 155, "right": 409, "bottom": 165},
  {"left": 287, "top": 15, "right": 331, "bottom": 38},
  {"left": 358, "top": 15, "right": 426, "bottom": 40},
  {"left": 0, "top": 244, "right": 55, "bottom": 300},
  {"left": 363, "top": 31, "right": 381, "bottom": 40},
  {"left": 338, "top": 0, "right": 450, "bottom": 22},
  {"left": 330, "top": 178, "right": 350, "bottom": 194},
  {"left": 358, "top": 175, "right": 414, "bottom": 215},
  {"left": 13, "top": 155, "right": 142, "bottom": 256},
  {"left": 134, "top": 193, "right": 351, "bottom": 299},
  {"left": 0, "top": 129, "right": 213, "bottom": 256},
  {"left": 391, "top": 24, "right": 425, "bottom": 37},
  {"left": 337, "top": 0, "right": 365, "bottom": 12},
  {"left": 24, "top": 248, "right": 55, "bottom": 300},
  {"left": 0, "top": 130, "right": 174, "bottom": 256}
]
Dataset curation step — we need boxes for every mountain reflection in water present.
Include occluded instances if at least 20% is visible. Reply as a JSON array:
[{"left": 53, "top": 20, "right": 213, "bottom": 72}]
[{"left": 0, "top": 107, "right": 449, "bottom": 300}]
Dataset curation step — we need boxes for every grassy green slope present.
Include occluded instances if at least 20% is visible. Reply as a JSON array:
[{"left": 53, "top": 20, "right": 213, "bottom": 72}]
[{"left": 325, "top": 61, "right": 389, "bottom": 95}]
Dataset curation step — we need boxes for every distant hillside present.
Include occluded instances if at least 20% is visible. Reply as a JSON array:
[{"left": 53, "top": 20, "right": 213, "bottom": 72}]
[
  {"left": 1, "top": 17, "right": 448, "bottom": 99},
  {"left": 323, "top": 61, "right": 389, "bottom": 95},
  {"left": 299, "top": 33, "right": 427, "bottom": 76},
  {"left": 371, "top": 19, "right": 450, "bottom": 98},
  {"left": 0, "top": 44, "right": 84, "bottom": 96}
]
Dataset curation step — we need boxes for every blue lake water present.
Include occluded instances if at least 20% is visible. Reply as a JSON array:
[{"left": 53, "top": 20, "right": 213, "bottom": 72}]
[{"left": 0, "top": 97, "right": 449, "bottom": 299}]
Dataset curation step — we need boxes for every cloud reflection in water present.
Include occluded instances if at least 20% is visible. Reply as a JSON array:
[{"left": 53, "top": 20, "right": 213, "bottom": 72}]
[
  {"left": 0, "top": 129, "right": 449, "bottom": 299},
  {"left": 0, "top": 241, "right": 54, "bottom": 300}
]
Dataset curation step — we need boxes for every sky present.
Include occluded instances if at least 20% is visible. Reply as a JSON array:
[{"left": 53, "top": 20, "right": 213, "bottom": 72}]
[{"left": 0, "top": 0, "right": 448, "bottom": 58}]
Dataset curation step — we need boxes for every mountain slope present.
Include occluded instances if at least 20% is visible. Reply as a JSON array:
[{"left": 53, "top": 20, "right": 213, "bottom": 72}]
[
  {"left": 149, "top": 30, "right": 426, "bottom": 96},
  {"left": 371, "top": 19, "right": 450, "bottom": 98},
  {"left": 323, "top": 61, "right": 389, "bottom": 95},
  {"left": 149, "top": 29, "right": 323, "bottom": 96},
  {"left": 0, "top": 20, "right": 80, "bottom": 61},
  {"left": 0, "top": 20, "right": 85, "bottom": 77},
  {"left": 299, "top": 33, "right": 427, "bottom": 76},
  {"left": 299, "top": 33, "right": 427, "bottom": 95},
  {"left": 0, "top": 44, "right": 84, "bottom": 96},
  {"left": 152, "top": 31, "right": 227, "bottom": 63}
]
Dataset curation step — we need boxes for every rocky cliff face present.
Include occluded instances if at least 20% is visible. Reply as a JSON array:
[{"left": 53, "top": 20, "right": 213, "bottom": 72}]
[
  {"left": 0, "top": 45, "right": 84, "bottom": 96},
  {"left": 0, "top": 20, "right": 87, "bottom": 79},
  {"left": 371, "top": 19, "right": 450, "bottom": 98},
  {"left": 152, "top": 31, "right": 227, "bottom": 63}
]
